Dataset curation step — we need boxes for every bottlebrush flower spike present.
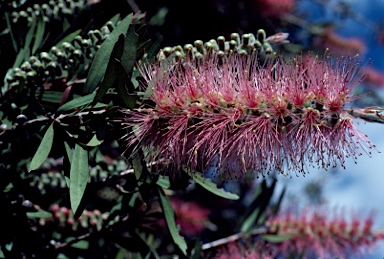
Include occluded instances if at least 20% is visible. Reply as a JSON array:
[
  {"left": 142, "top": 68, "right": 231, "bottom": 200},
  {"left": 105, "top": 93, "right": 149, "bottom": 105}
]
[
  {"left": 266, "top": 209, "right": 384, "bottom": 258},
  {"left": 123, "top": 52, "right": 375, "bottom": 179},
  {"left": 213, "top": 241, "right": 277, "bottom": 259}
]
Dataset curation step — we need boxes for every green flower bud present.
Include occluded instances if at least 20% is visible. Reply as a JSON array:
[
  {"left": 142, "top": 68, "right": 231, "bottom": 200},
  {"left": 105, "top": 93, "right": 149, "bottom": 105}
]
[
  {"left": 230, "top": 33, "right": 240, "bottom": 45},
  {"left": 257, "top": 29, "right": 266, "bottom": 43},
  {"left": 217, "top": 36, "right": 225, "bottom": 51},
  {"left": 40, "top": 52, "right": 52, "bottom": 62}
]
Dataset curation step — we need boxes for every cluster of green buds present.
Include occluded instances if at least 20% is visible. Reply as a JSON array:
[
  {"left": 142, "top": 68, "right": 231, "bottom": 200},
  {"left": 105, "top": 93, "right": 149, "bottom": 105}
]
[
  {"left": 89, "top": 159, "right": 126, "bottom": 182},
  {"left": 29, "top": 158, "right": 127, "bottom": 194},
  {"left": 10, "top": 0, "right": 88, "bottom": 24},
  {"left": 29, "top": 171, "right": 67, "bottom": 193},
  {"left": 5, "top": 21, "right": 115, "bottom": 89},
  {"left": 38, "top": 204, "right": 109, "bottom": 231},
  {"left": 156, "top": 29, "right": 286, "bottom": 63}
]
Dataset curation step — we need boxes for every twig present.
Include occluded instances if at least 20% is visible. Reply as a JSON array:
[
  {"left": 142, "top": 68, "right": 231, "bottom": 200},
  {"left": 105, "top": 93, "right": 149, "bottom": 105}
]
[
  {"left": 348, "top": 106, "right": 384, "bottom": 124},
  {"left": 52, "top": 232, "right": 92, "bottom": 249},
  {"left": 201, "top": 226, "right": 267, "bottom": 250},
  {"left": 1, "top": 109, "right": 109, "bottom": 133}
]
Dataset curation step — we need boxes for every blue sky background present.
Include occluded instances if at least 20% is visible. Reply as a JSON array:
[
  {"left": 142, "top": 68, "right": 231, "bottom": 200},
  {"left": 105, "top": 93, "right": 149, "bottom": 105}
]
[{"left": 275, "top": 1, "right": 384, "bottom": 258}]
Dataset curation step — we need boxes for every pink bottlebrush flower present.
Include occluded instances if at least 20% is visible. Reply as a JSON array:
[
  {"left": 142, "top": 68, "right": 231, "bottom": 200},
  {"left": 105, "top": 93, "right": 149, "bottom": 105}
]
[
  {"left": 169, "top": 198, "right": 210, "bottom": 236},
  {"left": 266, "top": 209, "right": 384, "bottom": 258},
  {"left": 315, "top": 26, "right": 367, "bottom": 56},
  {"left": 123, "top": 53, "right": 374, "bottom": 179},
  {"left": 250, "top": 0, "right": 296, "bottom": 18},
  {"left": 213, "top": 241, "right": 277, "bottom": 259}
]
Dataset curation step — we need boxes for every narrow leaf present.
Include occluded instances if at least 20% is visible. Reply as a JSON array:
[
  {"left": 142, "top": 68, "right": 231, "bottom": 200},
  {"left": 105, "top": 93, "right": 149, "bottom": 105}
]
[
  {"left": 22, "top": 19, "right": 37, "bottom": 60},
  {"left": 85, "top": 134, "right": 103, "bottom": 147},
  {"left": 156, "top": 176, "right": 170, "bottom": 189},
  {"left": 240, "top": 208, "right": 260, "bottom": 233},
  {"left": 261, "top": 234, "right": 293, "bottom": 243},
  {"left": 4, "top": 12, "right": 18, "bottom": 52},
  {"left": 29, "top": 123, "right": 54, "bottom": 172},
  {"left": 83, "top": 14, "right": 133, "bottom": 93},
  {"left": 69, "top": 144, "right": 89, "bottom": 214},
  {"left": 135, "top": 231, "right": 160, "bottom": 259},
  {"left": 55, "top": 29, "right": 81, "bottom": 48},
  {"left": 93, "top": 52, "right": 117, "bottom": 102},
  {"left": 115, "top": 60, "right": 137, "bottom": 109},
  {"left": 158, "top": 188, "right": 188, "bottom": 256},
  {"left": 64, "top": 141, "right": 72, "bottom": 164},
  {"left": 32, "top": 16, "right": 45, "bottom": 54},
  {"left": 57, "top": 92, "right": 96, "bottom": 111},
  {"left": 122, "top": 26, "right": 138, "bottom": 75},
  {"left": 131, "top": 153, "right": 142, "bottom": 180},
  {"left": 184, "top": 168, "right": 239, "bottom": 200},
  {"left": 191, "top": 239, "right": 202, "bottom": 259},
  {"left": 144, "top": 36, "right": 163, "bottom": 61},
  {"left": 109, "top": 13, "right": 121, "bottom": 25},
  {"left": 70, "top": 240, "right": 89, "bottom": 249},
  {"left": 27, "top": 211, "right": 52, "bottom": 219}
]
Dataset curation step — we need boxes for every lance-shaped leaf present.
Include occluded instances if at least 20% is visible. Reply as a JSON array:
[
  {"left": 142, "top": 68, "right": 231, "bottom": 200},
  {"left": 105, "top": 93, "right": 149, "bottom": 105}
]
[
  {"left": 183, "top": 167, "right": 239, "bottom": 200},
  {"left": 261, "top": 234, "right": 293, "bottom": 243},
  {"left": 29, "top": 123, "right": 54, "bottom": 172},
  {"left": 93, "top": 34, "right": 125, "bottom": 102},
  {"left": 122, "top": 26, "right": 138, "bottom": 75},
  {"left": 57, "top": 92, "right": 96, "bottom": 111},
  {"left": 55, "top": 29, "right": 81, "bottom": 48},
  {"left": 27, "top": 210, "right": 52, "bottom": 219},
  {"left": 12, "top": 19, "right": 36, "bottom": 69},
  {"left": 83, "top": 13, "right": 133, "bottom": 93},
  {"left": 5, "top": 12, "right": 18, "bottom": 52},
  {"left": 156, "top": 176, "right": 170, "bottom": 189},
  {"left": 158, "top": 187, "right": 187, "bottom": 256},
  {"left": 32, "top": 16, "right": 45, "bottom": 54},
  {"left": 70, "top": 144, "right": 89, "bottom": 214}
]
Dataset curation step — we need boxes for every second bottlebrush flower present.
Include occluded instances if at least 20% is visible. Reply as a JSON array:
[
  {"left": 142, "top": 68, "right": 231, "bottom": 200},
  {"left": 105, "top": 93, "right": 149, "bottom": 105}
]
[{"left": 123, "top": 52, "right": 375, "bottom": 179}]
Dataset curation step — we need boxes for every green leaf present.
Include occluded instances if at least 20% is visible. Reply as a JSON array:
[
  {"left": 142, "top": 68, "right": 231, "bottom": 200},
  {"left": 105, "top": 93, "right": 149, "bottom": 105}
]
[
  {"left": 115, "top": 60, "right": 137, "bottom": 109},
  {"left": 83, "top": 14, "right": 133, "bottom": 93},
  {"left": 32, "top": 16, "right": 45, "bottom": 54},
  {"left": 93, "top": 34, "right": 125, "bottom": 103},
  {"left": 69, "top": 144, "right": 89, "bottom": 214},
  {"left": 122, "top": 26, "right": 138, "bottom": 75},
  {"left": 63, "top": 18, "right": 70, "bottom": 31},
  {"left": 109, "top": 13, "right": 121, "bottom": 25},
  {"left": 135, "top": 231, "right": 160, "bottom": 259},
  {"left": 27, "top": 211, "right": 52, "bottom": 219},
  {"left": 55, "top": 29, "right": 81, "bottom": 48},
  {"left": 12, "top": 46, "right": 29, "bottom": 69},
  {"left": 184, "top": 168, "right": 239, "bottom": 200},
  {"left": 57, "top": 92, "right": 96, "bottom": 111},
  {"left": 4, "top": 12, "right": 18, "bottom": 52},
  {"left": 131, "top": 154, "right": 142, "bottom": 180},
  {"left": 41, "top": 90, "right": 65, "bottom": 104},
  {"left": 261, "top": 234, "right": 293, "bottom": 243},
  {"left": 21, "top": 19, "right": 37, "bottom": 60},
  {"left": 240, "top": 208, "right": 260, "bottom": 233},
  {"left": 85, "top": 134, "right": 103, "bottom": 147},
  {"left": 93, "top": 59, "right": 116, "bottom": 102},
  {"left": 64, "top": 141, "right": 72, "bottom": 164},
  {"left": 156, "top": 176, "right": 170, "bottom": 189},
  {"left": 70, "top": 240, "right": 89, "bottom": 249},
  {"left": 29, "top": 123, "right": 54, "bottom": 172},
  {"left": 144, "top": 36, "right": 163, "bottom": 62},
  {"left": 158, "top": 188, "right": 187, "bottom": 256},
  {"left": 191, "top": 238, "right": 202, "bottom": 259}
]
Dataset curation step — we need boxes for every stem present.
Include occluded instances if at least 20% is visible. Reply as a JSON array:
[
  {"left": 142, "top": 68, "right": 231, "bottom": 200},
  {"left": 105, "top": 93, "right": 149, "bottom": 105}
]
[{"left": 201, "top": 227, "right": 268, "bottom": 250}]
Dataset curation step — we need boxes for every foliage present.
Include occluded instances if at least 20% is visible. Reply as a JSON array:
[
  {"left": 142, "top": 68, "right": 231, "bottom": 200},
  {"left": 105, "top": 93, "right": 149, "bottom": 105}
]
[{"left": 0, "top": 0, "right": 384, "bottom": 258}]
